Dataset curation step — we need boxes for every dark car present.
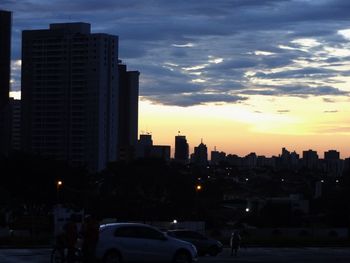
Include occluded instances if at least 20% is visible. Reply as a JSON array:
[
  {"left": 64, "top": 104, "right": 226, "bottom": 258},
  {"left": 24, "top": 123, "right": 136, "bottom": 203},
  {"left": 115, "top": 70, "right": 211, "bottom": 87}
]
[{"left": 166, "top": 229, "right": 223, "bottom": 257}]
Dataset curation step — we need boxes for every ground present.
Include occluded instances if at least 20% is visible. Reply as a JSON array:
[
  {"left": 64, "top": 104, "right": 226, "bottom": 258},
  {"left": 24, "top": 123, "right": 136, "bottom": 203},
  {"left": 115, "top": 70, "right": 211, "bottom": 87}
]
[{"left": 0, "top": 247, "right": 350, "bottom": 262}]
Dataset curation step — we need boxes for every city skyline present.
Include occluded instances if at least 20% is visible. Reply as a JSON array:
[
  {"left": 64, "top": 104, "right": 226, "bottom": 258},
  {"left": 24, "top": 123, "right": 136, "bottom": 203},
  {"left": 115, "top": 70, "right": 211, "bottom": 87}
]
[{"left": 3, "top": 1, "right": 350, "bottom": 158}]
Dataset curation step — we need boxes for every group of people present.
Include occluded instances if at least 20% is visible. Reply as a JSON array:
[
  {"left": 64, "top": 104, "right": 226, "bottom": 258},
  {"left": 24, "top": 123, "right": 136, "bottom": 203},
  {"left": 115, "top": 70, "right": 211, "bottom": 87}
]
[{"left": 56, "top": 214, "right": 100, "bottom": 263}]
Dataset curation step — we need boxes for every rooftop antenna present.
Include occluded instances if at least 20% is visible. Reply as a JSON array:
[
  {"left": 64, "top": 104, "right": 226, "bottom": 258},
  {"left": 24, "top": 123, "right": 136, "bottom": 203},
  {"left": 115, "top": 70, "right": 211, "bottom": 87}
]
[
  {"left": 214, "top": 146, "right": 217, "bottom": 151},
  {"left": 178, "top": 130, "right": 181, "bottom": 135},
  {"left": 201, "top": 138, "right": 203, "bottom": 144}
]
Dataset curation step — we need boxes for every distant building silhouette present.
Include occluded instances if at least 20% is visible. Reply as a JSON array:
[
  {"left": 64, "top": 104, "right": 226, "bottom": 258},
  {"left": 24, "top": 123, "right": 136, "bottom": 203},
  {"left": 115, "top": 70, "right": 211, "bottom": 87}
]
[
  {"left": 21, "top": 22, "right": 137, "bottom": 171},
  {"left": 324, "top": 150, "right": 343, "bottom": 177},
  {"left": 149, "top": 145, "right": 171, "bottom": 161},
  {"left": 191, "top": 140, "right": 208, "bottom": 167},
  {"left": 243, "top": 152, "right": 257, "bottom": 168},
  {"left": 278, "top": 147, "right": 299, "bottom": 170},
  {"left": 117, "top": 62, "right": 140, "bottom": 161},
  {"left": 135, "top": 133, "right": 170, "bottom": 161},
  {"left": 211, "top": 148, "right": 226, "bottom": 165},
  {"left": 0, "top": 10, "right": 12, "bottom": 155},
  {"left": 135, "top": 134, "right": 153, "bottom": 158},
  {"left": 302, "top": 149, "right": 319, "bottom": 170},
  {"left": 324, "top": 150, "right": 340, "bottom": 160},
  {"left": 174, "top": 135, "right": 189, "bottom": 162}
]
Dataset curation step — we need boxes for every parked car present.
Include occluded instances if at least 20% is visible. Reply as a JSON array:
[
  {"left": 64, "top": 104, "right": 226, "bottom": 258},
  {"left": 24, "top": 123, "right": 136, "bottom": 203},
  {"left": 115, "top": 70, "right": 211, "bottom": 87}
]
[
  {"left": 95, "top": 223, "right": 198, "bottom": 263},
  {"left": 166, "top": 229, "right": 223, "bottom": 256}
]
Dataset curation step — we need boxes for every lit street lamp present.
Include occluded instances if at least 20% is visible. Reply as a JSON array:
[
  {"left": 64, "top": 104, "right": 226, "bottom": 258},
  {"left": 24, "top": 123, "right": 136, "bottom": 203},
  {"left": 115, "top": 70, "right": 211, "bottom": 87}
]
[{"left": 56, "top": 180, "right": 63, "bottom": 204}]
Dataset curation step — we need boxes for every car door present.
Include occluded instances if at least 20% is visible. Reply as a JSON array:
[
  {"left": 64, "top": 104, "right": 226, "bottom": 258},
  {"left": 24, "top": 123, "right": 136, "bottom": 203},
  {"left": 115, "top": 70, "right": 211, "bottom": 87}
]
[
  {"left": 136, "top": 226, "right": 174, "bottom": 262},
  {"left": 114, "top": 226, "right": 149, "bottom": 261},
  {"left": 175, "top": 231, "right": 207, "bottom": 254}
]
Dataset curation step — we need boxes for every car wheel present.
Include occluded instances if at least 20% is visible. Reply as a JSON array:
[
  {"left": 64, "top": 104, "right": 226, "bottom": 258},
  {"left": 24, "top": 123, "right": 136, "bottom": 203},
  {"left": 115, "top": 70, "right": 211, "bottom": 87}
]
[
  {"left": 173, "top": 251, "right": 191, "bottom": 263},
  {"left": 208, "top": 246, "right": 219, "bottom": 256},
  {"left": 103, "top": 251, "right": 122, "bottom": 263}
]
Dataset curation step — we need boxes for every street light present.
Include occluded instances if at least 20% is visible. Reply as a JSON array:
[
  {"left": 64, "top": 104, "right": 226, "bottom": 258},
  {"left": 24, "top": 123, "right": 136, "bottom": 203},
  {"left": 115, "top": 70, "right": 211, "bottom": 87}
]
[
  {"left": 196, "top": 184, "right": 202, "bottom": 191},
  {"left": 56, "top": 180, "right": 63, "bottom": 204}
]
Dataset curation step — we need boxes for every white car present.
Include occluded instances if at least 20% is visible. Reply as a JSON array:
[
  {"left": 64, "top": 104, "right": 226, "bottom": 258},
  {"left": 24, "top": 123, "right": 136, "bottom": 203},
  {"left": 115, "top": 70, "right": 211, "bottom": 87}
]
[{"left": 95, "top": 223, "right": 198, "bottom": 263}]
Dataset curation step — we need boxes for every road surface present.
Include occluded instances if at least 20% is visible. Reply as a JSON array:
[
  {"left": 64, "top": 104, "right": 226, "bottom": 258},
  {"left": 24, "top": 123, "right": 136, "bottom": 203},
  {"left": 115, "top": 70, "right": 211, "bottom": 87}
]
[{"left": 1, "top": 247, "right": 350, "bottom": 262}]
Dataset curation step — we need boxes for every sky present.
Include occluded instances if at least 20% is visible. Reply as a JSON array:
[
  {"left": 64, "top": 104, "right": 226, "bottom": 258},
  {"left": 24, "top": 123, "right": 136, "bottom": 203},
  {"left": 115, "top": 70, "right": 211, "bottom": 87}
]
[{"left": 3, "top": 0, "right": 350, "bottom": 158}]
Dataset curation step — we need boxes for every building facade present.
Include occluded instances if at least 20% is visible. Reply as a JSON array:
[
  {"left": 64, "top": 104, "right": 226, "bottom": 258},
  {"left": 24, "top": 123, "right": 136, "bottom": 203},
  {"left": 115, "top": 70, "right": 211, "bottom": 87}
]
[
  {"left": 0, "top": 10, "right": 11, "bottom": 108},
  {"left": 21, "top": 23, "right": 122, "bottom": 171},
  {"left": 0, "top": 10, "right": 12, "bottom": 155},
  {"left": 117, "top": 63, "right": 139, "bottom": 160},
  {"left": 174, "top": 135, "right": 189, "bottom": 162},
  {"left": 192, "top": 141, "right": 208, "bottom": 167}
]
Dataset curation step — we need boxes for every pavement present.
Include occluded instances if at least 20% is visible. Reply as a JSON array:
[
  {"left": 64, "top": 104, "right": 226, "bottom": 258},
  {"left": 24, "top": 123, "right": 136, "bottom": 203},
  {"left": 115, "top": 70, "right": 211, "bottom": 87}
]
[{"left": 1, "top": 247, "right": 350, "bottom": 262}]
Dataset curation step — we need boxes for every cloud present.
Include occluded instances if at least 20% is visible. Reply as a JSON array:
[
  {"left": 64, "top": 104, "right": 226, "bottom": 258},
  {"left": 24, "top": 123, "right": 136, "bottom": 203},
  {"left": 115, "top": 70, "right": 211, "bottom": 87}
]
[
  {"left": 240, "top": 84, "right": 348, "bottom": 98},
  {"left": 4, "top": 0, "right": 350, "bottom": 106},
  {"left": 277, "top": 110, "right": 290, "bottom": 114},
  {"left": 147, "top": 93, "right": 248, "bottom": 107},
  {"left": 323, "top": 98, "right": 336, "bottom": 103}
]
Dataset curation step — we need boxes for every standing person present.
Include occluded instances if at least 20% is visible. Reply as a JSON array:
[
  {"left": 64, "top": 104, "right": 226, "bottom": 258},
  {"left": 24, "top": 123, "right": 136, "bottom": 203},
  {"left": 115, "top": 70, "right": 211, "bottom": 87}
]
[
  {"left": 63, "top": 214, "right": 79, "bottom": 263},
  {"left": 81, "top": 214, "right": 100, "bottom": 263},
  {"left": 230, "top": 231, "right": 241, "bottom": 257}
]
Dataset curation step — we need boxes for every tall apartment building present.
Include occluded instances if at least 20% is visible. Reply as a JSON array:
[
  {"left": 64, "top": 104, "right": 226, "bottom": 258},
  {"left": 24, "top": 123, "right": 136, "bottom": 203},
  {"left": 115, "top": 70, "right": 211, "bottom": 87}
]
[
  {"left": 0, "top": 10, "right": 12, "bottom": 155},
  {"left": 0, "top": 10, "right": 11, "bottom": 108},
  {"left": 9, "top": 98, "right": 21, "bottom": 151},
  {"left": 21, "top": 23, "right": 122, "bottom": 171},
  {"left": 117, "top": 63, "right": 139, "bottom": 160},
  {"left": 174, "top": 135, "right": 189, "bottom": 162}
]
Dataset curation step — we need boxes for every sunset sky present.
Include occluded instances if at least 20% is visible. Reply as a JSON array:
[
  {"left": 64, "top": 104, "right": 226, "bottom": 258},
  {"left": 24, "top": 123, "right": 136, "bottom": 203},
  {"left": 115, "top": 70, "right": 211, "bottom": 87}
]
[{"left": 3, "top": 0, "right": 350, "bottom": 158}]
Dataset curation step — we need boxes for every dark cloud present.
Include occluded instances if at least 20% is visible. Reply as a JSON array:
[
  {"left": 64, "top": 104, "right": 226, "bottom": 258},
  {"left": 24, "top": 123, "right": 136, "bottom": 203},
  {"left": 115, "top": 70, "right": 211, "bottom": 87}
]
[
  {"left": 148, "top": 93, "right": 248, "bottom": 107},
  {"left": 277, "top": 110, "right": 290, "bottom": 113},
  {"left": 254, "top": 67, "right": 339, "bottom": 80},
  {"left": 241, "top": 85, "right": 348, "bottom": 97},
  {"left": 323, "top": 98, "right": 336, "bottom": 103},
  {"left": 4, "top": 0, "right": 350, "bottom": 106}
]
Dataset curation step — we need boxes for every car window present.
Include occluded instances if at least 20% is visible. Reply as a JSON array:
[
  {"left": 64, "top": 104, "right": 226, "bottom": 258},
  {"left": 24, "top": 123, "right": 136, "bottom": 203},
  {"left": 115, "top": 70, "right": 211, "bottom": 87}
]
[
  {"left": 137, "top": 226, "right": 165, "bottom": 240},
  {"left": 114, "top": 226, "right": 139, "bottom": 238}
]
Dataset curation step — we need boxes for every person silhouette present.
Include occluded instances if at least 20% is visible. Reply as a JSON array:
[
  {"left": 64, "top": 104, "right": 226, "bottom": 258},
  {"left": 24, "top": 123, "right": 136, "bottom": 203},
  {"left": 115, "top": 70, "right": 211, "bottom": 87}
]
[
  {"left": 230, "top": 231, "right": 241, "bottom": 256},
  {"left": 81, "top": 214, "right": 99, "bottom": 263}
]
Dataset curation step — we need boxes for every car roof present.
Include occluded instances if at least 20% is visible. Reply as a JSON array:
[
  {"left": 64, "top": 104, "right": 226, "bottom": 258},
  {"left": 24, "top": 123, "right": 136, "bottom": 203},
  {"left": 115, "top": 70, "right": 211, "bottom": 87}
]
[
  {"left": 167, "top": 229, "right": 196, "bottom": 232},
  {"left": 99, "top": 222, "right": 160, "bottom": 230}
]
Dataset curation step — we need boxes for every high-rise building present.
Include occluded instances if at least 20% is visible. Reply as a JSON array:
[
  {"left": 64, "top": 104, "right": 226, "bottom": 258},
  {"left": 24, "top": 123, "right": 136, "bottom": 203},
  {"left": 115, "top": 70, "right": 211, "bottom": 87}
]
[
  {"left": 9, "top": 98, "right": 21, "bottom": 151},
  {"left": 21, "top": 22, "right": 122, "bottom": 171},
  {"left": 0, "top": 10, "right": 12, "bottom": 155},
  {"left": 0, "top": 10, "right": 11, "bottom": 108},
  {"left": 117, "top": 62, "right": 139, "bottom": 160},
  {"left": 302, "top": 149, "right": 319, "bottom": 170},
  {"left": 192, "top": 140, "right": 208, "bottom": 167},
  {"left": 135, "top": 133, "right": 153, "bottom": 159},
  {"left": 324, "top": 150, "right": 340, "bottom": 160},
  {"left": 324, "top": 150, "right": 342, "bottom": 177},
  {"left": 174, "top": 135, "right": 189, "bottom": 162},
  {"left": 211, "top": 149, "right": 226, "bottom": 165}
]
